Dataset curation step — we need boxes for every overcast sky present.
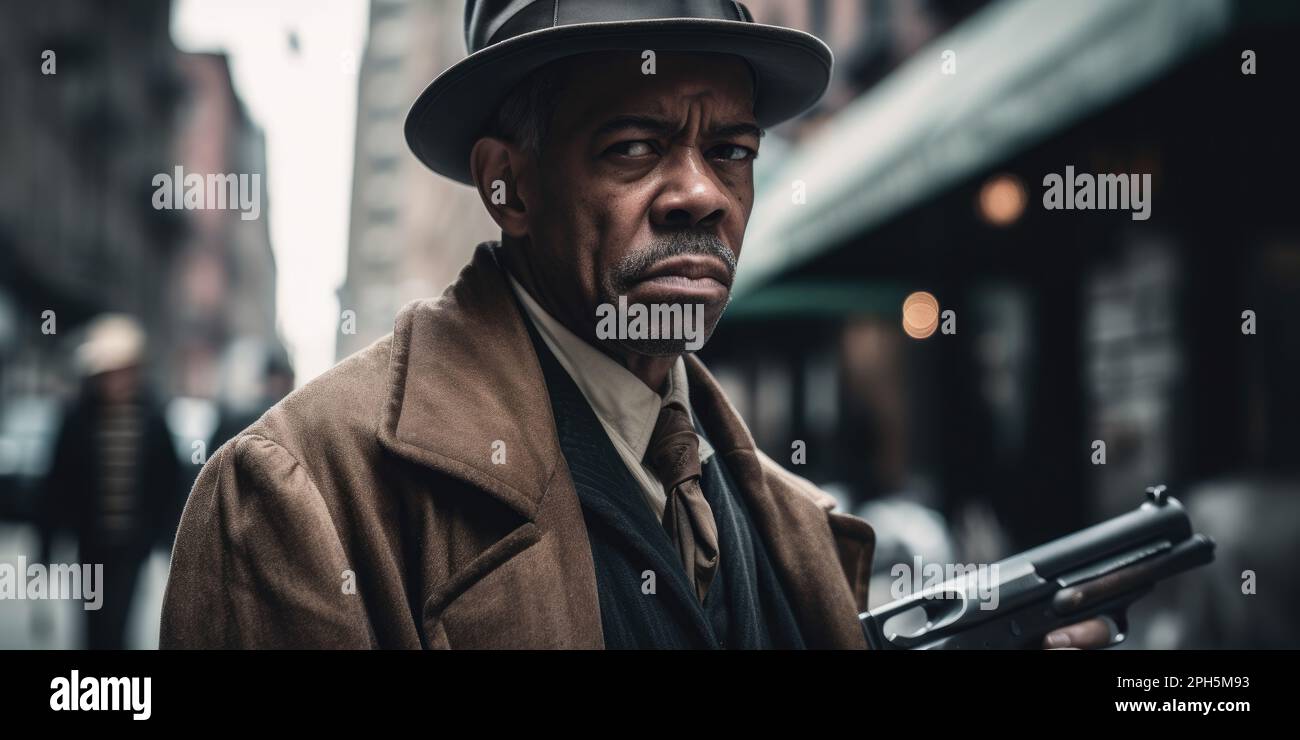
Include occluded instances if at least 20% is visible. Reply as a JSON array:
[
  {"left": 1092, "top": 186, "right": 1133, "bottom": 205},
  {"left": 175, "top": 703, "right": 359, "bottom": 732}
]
[{"left": 172, "top": 0, "right": 370, "bottom": 386}]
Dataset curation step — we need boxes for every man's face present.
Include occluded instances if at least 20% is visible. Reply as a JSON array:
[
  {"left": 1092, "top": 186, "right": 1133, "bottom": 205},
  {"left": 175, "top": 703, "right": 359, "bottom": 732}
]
[{"left": 517, "top": 51, "right": 759, "bottom": 356}]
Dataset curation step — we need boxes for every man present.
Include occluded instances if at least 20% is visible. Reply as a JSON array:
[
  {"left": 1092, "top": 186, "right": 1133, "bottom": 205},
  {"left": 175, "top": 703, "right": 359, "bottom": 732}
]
[
  {"left": 162, "top": 0, "right": 1111, "bottom": 649},
  {"left": 42, "top": 314, "right": 182, "bottom": 649}
]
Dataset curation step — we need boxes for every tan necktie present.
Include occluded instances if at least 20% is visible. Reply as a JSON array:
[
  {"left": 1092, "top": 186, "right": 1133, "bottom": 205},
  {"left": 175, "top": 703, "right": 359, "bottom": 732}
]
[{"left": 645, "top": 401, "right": 719, "bottom": 603}]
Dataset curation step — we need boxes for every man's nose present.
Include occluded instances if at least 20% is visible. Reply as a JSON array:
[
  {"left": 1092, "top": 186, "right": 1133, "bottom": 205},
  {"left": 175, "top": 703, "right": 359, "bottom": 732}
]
[{"left": 649, "top": 148, "right": 729, "bottom": 229}]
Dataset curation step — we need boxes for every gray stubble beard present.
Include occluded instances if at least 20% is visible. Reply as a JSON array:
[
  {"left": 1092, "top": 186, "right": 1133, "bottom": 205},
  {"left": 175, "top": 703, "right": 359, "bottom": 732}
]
[{"left": 599, "top": 230, "right": 737, "bottom": 357}]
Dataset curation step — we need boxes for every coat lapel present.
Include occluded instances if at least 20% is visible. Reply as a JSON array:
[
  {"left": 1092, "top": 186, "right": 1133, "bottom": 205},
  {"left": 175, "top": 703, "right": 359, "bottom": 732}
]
[{"left": 376, "top": 242, "right": 603, "bottom": 647}]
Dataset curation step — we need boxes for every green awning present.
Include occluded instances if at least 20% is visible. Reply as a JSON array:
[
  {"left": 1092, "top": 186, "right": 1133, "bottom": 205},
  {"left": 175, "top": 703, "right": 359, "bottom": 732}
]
[
  {"left": 734, "top": 0, "right": 1233, "bottom": 301},
  {"left": 724, "top": 280, "right": 910, "bottom": 320}
]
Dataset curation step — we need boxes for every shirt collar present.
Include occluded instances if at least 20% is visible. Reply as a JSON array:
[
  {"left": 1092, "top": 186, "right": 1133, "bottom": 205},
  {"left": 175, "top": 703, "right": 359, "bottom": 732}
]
[{"left": 507, "top": 273, "right": 712, "bottom": 464}]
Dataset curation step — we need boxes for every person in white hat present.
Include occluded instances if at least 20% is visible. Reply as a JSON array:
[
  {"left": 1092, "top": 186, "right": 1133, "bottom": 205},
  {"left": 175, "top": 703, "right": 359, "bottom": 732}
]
[{"left": 41, "top": 313, "right": 182, "bottom": 649}]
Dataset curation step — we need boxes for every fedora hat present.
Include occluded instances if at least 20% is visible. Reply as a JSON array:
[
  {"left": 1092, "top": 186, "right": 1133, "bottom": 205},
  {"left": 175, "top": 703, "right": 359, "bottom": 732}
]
[{"left": 404, "top": 0, "right": 833, "bottom": 184}]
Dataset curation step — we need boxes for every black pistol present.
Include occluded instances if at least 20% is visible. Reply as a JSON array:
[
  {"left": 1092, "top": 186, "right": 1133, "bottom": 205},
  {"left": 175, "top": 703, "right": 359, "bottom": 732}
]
[{"left": 859, "top": 486, "right": 1216, "bottom": 649}]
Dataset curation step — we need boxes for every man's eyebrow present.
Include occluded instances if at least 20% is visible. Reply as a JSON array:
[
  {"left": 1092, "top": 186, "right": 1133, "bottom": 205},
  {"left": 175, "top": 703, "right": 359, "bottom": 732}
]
[
  {"left": 592, "top": 115, "right": 765, "bottom": 140},
  {"left": 592, "top": 115, "right": 677, "bottom": 138},
  {"left": 711, "top": 122, "right": 765, "bottom": 140}
]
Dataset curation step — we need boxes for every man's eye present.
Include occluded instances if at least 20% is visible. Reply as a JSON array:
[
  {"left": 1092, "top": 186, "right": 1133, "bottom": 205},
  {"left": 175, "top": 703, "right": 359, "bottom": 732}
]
[
  {"left": 712, "top": 144, "right": 756, "bottom": 162},
  {"left": 609, "top": 141, "right": 656, "bottom": 157}
]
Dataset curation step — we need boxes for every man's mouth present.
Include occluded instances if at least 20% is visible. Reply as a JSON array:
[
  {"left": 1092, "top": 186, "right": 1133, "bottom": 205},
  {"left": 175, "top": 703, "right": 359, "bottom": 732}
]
[{"left": 632, "top": 255, "right": 733, "bottom": 294}]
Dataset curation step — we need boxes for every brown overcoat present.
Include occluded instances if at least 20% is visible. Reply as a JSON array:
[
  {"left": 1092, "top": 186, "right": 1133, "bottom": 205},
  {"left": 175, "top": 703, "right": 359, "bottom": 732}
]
[{"left": 160, "top": 243, "right": 876, "bottom": 648}]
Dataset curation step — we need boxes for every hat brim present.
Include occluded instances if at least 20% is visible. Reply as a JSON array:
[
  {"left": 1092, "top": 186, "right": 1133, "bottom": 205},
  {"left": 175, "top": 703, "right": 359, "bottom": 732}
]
[{"left": 404, "top": 18, "right": 833, "bottom": 185}]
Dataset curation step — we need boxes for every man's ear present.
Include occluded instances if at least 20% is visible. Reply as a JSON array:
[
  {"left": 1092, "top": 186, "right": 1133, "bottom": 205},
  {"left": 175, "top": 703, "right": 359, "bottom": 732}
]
[{"left": 469, "top": 136, "right": 530, "bottom": 238}]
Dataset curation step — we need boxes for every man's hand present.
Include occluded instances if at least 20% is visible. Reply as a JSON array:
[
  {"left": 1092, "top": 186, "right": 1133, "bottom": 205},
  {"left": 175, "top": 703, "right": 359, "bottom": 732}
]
[{"left": 1043, "top": 616, "right": 1118, "bottom": 649}]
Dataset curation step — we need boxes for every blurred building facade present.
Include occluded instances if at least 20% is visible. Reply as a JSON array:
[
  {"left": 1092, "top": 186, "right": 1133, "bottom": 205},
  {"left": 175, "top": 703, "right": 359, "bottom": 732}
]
[
  {"left": 337, "top": 0, "right": 498, "bottom": 361},
  {"left": 0, "top": 0, "right": 185, "bottom": 402},
  {"left": 0, "top": 0, "right": 284, "bottom": 518},
  {"left": 747, "top": 0, "right": 991, "bottom": 125},
  {"left": 168, "top": 52, "right": 281, "bottom": 403}
]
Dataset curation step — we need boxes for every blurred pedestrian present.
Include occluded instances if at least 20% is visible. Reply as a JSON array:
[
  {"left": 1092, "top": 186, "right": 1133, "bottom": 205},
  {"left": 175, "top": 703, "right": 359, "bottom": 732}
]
[
  {"left": 39, "top": 314, "right": 181, "bottom": 649},
  {"left": 209, "top": 346, "right": 294, "bottom": 453}
]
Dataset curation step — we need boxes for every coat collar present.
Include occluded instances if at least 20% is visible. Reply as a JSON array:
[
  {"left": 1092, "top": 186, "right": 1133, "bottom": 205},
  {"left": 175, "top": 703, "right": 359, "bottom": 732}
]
[
  {"left": 376, "top": 241, "right": 869, "bottom": 647},
  {"left": 377, "top": 242, "right": 560, "bottom": 522}
]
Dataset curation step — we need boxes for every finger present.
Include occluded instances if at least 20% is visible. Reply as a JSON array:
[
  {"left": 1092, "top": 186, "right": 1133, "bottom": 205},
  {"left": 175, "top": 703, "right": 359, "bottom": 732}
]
[{"left": 1043, "top": 617, "right": 1115, "bottom": 649}]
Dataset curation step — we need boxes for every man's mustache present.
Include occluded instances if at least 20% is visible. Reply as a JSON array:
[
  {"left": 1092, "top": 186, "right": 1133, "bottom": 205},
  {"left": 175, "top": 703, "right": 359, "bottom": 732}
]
[{"left": 611, "top": 230, "right": 737, "bottom": 290}]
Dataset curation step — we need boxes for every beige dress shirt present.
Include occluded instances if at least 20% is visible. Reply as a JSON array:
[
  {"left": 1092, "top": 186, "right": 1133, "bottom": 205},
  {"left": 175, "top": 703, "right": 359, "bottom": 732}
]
[{"left": 508, "top": 274, "right": 714, "bottom": 519}]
